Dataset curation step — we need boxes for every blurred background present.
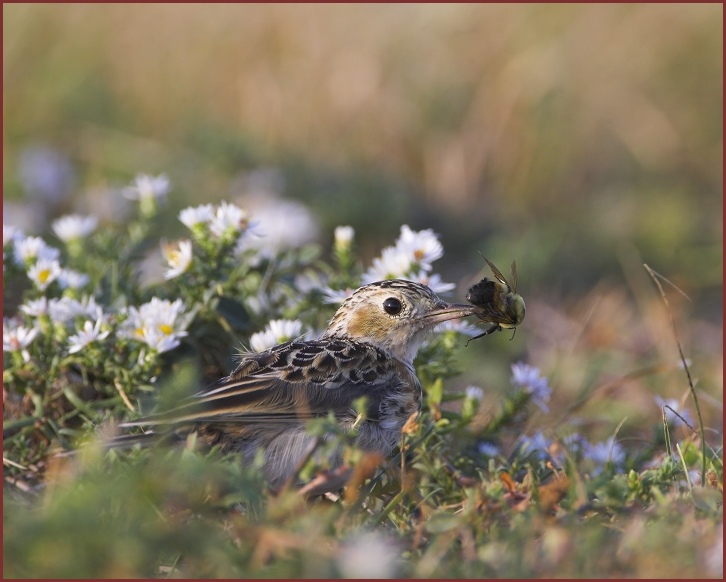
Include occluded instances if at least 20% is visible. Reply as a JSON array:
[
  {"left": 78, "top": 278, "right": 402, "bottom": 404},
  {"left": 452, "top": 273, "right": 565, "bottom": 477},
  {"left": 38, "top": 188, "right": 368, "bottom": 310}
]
[{"left": 3, "top": 4, "right": 722, "bottom": 437}]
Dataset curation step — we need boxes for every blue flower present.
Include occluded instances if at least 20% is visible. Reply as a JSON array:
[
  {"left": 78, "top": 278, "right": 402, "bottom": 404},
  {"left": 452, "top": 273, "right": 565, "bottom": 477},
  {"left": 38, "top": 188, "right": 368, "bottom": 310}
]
[{"left": 511, "top": 362, "right": 551, "bottom": 413}]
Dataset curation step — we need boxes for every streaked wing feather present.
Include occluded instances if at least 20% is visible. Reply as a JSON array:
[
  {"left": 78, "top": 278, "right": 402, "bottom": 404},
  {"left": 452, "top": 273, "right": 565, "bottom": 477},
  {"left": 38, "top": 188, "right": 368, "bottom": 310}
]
[{"left": 122, "top": 338, "right": 396, "bottom": 427}]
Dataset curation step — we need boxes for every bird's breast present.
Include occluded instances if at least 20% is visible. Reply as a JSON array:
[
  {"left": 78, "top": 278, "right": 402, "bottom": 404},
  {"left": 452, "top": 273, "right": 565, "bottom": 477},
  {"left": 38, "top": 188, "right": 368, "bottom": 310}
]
[{"left": 377, "top": 364, "right": 422, "bottom": 431}]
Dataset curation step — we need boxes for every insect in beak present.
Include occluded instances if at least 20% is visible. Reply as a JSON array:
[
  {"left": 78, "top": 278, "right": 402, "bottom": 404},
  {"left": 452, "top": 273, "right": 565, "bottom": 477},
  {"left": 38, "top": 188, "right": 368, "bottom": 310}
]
[{"left": 465, "top": 256, "right": 526, "bottom": 344}]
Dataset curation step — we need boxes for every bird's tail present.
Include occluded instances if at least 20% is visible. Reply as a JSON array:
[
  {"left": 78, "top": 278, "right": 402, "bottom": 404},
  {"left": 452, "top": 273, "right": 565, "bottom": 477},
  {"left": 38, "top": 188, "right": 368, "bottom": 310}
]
[
  {"left": 49, "top": 423, "right": 165, "bottom": 460},
  {"left": 101, "top": 429, "right": 164, "bottom": 450}
]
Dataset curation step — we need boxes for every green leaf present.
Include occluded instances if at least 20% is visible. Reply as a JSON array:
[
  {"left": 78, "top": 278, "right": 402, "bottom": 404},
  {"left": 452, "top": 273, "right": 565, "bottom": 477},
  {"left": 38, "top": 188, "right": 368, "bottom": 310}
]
[
  {"left": 215, "top": 296, "right": 251, "bottom": 331},
  {"left": 3, "top": 416, "right": 37, "bottom": 438},
  {"left": 428, "top": 378, "right": 443, "bottom": 406}
]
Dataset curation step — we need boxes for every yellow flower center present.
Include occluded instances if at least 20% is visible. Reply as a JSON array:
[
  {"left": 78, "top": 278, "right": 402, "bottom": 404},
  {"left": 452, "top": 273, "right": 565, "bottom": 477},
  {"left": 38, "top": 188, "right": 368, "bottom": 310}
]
[{"left": 158, "top": 323, "right": 173, "bottom": 335}]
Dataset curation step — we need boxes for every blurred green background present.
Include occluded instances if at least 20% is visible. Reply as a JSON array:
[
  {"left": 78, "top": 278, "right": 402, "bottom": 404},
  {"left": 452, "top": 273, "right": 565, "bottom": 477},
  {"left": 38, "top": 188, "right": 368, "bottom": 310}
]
[{"left": 3, "top": 4, "right": 723, "bottom": 430}]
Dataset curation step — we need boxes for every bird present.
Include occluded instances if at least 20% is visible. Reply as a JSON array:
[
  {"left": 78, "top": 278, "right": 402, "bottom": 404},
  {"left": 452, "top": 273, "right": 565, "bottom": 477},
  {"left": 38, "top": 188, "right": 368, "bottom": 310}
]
[{"left": 117, "top": 279, "right": 476, "bottom": 493}]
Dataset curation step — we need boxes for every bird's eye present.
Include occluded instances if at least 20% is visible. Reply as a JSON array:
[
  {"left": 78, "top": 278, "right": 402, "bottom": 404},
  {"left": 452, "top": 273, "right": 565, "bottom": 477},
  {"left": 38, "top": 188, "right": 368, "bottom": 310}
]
[{"left": 383, "top": 297, "right": 403, "bottom": 315}]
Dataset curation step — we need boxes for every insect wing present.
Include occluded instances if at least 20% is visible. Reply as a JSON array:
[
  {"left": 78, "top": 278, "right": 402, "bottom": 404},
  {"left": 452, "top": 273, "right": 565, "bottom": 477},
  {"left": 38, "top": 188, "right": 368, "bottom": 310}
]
[
  {"left": 481, "top": 256, "right": 509, "bottom": 288},
  {"left": 472, "top": 301, "right": 519, "bottom": 326}
]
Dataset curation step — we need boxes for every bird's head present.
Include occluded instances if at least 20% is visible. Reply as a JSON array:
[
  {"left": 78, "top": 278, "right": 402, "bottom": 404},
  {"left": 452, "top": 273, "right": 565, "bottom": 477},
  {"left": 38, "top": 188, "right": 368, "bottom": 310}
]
[{"left": 322, "top": 279, "right": 475, "bottom": 363}]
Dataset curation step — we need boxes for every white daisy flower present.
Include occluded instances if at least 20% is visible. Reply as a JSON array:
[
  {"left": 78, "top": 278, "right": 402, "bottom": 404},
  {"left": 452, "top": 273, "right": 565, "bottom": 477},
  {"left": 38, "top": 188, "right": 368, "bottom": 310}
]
[
  {"left": 148, "top": 297, "right": 187, "bottom": 325},
  {"left": 67, "top": 317, "right": 110, "bottom": 354},
  {"left": 293, "top": 272, "right": 322, "bottom": 295},
  {"left": 394, "top": 225, "right": 443, "bottom": 270},
  {"left": 58, "top": 268, "right": 90, "bottom": 289},
  {"left": 409, "top": 270, "right": 455, "bottom": 294},
  {"left": 3, "top": 319, "right": 40, "bottom": 362},
  {"left": 137, "top": 325, "right": 185, "bottom": 354},
  {"left": 124, "top": 298, "right": 187, "bottom": 335},
  {"left": 120, "top": 297, "right": 189, "bottom": 353},
  {"left": 3, "top": 224, "right": 23, "bottom": 247},
  {"left": 48, "top": 297, "right": 86, "bottom": 324},
  {"left": 433, "top": 318, "right": 481, "bottom": 336},
  {"left": 20, "top": 297, "right": 49, "bottom": 318},
  {"left": 27, "top": 258, "right": 62, "bottom": 290},
  {"left": 52, "top": 214, "right": 98, "bottom": 242},
  {"left": 232, "top": 229, "right": 270, "bottom": 265},
  {"left": 250, "top": 319, "right": 305, "bottom": 352},
  {"left": 209, "top": 201, "right": 249, "bottom": 239},
  {"left": 179, "top": 204, "right": 215, "bottom": 230},
  {"left": 321, "top": 286, "right": 355, "bottom": 305},
  {"left": 124, "top": 173, "right": 170, "bottom": 203},
  {"left": 240, "top": 192, "right": 317, "bottom": 249},
  {"left": 48, "top": 296, "right": 102, "bottom": 325},
  {"left": 334, "top": 225, "right": 355, "bottom": 249},
  {"left": 362, "top": 246, "right": 413, "bottom": 284},
  {"left": 13, "top": 236, "right": 60, "bottom": 267},
  {"left": 163, "top": 240, "right": 193, "bottom": 280},
  {"left": 79, "top": 296, "right": 103, "bottom": 320}
]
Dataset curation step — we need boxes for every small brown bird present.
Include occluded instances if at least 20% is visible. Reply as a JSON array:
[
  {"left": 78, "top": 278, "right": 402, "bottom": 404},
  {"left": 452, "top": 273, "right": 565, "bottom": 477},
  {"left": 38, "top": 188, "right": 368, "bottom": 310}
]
[{"left": 120, "top": 280, "right": 475, "bottom": 492}]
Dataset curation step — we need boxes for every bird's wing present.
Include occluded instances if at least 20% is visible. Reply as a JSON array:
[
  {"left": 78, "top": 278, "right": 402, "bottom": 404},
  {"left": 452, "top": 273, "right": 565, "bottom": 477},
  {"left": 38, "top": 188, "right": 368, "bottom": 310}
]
[{"left": 122, "top": 338, "right": 402, "bottom": 427}]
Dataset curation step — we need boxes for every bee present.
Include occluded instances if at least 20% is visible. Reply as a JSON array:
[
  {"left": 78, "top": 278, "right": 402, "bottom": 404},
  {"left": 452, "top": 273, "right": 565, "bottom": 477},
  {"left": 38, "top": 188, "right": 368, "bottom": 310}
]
[{"left": 466, "top": 256, "right": 525, "bottom": 344}]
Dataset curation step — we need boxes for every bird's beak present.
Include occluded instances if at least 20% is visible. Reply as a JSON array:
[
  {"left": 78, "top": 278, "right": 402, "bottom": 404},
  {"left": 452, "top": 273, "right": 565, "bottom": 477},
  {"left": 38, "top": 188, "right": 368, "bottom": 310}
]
[{"left": 423, "top": 302, "right": 476, "bottom": 325}]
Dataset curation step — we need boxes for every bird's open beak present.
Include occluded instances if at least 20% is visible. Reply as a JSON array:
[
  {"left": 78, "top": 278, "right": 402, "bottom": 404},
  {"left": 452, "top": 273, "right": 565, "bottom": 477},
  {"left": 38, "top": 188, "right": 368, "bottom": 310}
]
[{"left": 423, "top": 302, "right": 476, "bottom": 325}]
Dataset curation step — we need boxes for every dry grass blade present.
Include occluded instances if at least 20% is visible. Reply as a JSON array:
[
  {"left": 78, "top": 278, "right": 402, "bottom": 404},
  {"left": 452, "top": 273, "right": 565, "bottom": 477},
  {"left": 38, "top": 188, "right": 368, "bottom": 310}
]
[{"left": 643, "top": 263, "right": 706, "bottom": 482}]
